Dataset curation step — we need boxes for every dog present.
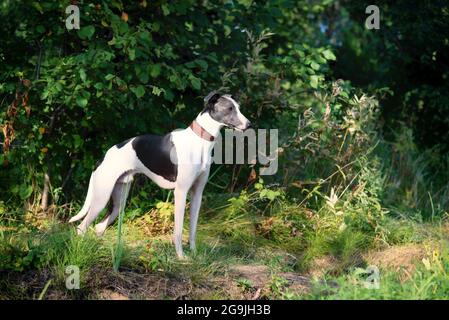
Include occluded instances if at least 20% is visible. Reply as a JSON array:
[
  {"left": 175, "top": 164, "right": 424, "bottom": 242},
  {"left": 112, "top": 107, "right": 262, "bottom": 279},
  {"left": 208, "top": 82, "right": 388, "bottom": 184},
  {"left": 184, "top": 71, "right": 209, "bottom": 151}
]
[{"left": 69, "top": 91, "right": 252, "bottom": 258}]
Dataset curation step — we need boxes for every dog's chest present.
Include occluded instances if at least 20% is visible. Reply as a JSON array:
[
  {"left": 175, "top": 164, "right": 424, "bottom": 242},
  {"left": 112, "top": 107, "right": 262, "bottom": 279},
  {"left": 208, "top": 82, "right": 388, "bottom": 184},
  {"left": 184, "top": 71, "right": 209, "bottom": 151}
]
[{"left": 171, "top": 129, "right": 213, "bottom": 173}]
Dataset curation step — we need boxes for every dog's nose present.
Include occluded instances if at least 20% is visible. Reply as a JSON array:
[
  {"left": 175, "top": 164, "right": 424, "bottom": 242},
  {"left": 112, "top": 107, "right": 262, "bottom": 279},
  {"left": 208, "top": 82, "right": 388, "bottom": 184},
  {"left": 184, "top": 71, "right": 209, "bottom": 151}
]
[{"left": 245, "top": 121, "right": 253, "bottom": 130}]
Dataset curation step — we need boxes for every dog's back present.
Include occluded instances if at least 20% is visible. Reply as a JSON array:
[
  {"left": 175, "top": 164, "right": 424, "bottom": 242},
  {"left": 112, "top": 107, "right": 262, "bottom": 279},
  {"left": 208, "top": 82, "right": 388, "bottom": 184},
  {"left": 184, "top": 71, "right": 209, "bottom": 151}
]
[{"left": 130, "top": 134, "right": 178, "bottom": 183}]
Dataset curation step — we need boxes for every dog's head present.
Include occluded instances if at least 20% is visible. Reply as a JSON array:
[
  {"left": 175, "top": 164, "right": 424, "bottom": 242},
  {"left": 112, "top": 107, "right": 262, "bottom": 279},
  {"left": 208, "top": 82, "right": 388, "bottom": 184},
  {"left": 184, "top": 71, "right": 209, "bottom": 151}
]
[{"left": 202, "top": 91, "right": 252, "bottom": 131}]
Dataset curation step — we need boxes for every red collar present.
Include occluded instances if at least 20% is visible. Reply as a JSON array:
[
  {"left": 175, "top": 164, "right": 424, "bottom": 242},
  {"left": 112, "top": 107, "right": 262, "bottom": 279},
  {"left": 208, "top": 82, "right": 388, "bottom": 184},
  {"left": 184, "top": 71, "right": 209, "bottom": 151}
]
[{"left": 189, "top": 120, "right": 215, "bottom": 141}]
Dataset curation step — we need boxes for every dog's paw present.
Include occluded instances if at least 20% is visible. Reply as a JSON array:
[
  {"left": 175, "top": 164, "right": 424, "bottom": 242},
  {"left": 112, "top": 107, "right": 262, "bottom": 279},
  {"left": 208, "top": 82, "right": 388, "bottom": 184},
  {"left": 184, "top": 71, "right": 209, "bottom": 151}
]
[
  {"left": 94, "top": 224, "right": 106, "bottom": 237},
  {"left": 68, "top": 216, "right": 77, "bottom": 223},
  {"left": 176, "top": 253, "right": 189, "bottom": 261},
  {"left": 76, "top": 227, "right": 86, "bottom": 236}
]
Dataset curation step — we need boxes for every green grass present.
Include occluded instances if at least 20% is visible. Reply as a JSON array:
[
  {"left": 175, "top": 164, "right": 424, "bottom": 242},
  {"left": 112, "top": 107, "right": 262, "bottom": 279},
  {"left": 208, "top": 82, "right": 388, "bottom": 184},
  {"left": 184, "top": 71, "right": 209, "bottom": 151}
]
[
  {"left": 305, "top": 248, "right": 449, "bottom": 300},
  {"left": 1, "top": 196, "right": 447, "bottom": 300}
]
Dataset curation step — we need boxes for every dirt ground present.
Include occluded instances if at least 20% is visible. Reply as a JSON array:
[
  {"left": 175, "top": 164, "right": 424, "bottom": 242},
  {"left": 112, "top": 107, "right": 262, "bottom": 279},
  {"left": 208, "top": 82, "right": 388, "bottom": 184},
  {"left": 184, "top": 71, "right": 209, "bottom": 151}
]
[
  {"left": 0, "top": 243, "right": 431, "bottom": 300},
  {"left": 363, "top": 244, "right": 428, "bottom": 281}
]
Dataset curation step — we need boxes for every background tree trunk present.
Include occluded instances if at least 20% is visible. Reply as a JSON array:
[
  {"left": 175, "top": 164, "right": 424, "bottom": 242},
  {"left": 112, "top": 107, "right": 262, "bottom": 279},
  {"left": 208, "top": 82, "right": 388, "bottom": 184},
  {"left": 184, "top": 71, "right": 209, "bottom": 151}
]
[{"left": 41, "top": 172, "right": 50, "bottom": 211}]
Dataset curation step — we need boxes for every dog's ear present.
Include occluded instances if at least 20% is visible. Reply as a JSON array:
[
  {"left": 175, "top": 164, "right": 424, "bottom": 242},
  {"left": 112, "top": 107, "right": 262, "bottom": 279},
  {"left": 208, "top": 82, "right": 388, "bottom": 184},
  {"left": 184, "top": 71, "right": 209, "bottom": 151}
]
[
  {"left": 202, "top": 91, "right": 220, "bottom": 113},
  {"left": 204, "top": 91, "right": 220, "bottom": 105}
]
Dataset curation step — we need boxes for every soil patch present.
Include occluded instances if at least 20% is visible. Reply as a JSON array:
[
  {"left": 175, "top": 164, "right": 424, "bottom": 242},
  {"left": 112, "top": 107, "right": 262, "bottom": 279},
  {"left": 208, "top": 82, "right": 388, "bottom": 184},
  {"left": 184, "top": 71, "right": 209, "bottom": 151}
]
[{"left": 363, "top": 244, "right": 426, "bottom": 280}]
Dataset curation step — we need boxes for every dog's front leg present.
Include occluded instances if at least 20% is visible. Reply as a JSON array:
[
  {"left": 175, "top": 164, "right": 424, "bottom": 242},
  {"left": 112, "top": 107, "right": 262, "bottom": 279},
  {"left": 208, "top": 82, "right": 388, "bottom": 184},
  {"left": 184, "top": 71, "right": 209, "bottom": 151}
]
[
  {"left": 189, "top": 170, "right": 209, "bottom": 252},
  {"left": 173, "top": 187, "right": 188, "bottom": 259}
]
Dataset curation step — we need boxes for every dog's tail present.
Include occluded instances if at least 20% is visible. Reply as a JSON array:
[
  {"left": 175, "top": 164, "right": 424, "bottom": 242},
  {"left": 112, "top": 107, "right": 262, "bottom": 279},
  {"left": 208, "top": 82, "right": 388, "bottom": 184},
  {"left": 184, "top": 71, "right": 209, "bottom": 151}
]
[{"left": 69, "top": 173, "right": 94, "bottom": 223}]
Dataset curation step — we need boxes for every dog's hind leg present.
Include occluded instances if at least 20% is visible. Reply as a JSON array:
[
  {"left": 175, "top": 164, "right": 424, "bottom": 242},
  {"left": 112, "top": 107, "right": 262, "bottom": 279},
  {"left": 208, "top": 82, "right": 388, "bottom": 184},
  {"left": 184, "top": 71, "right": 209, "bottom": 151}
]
[
  {"left": 94, "top": 175, "right": 132, "bottom": 236},
  {"left": 173, "top": 187, "right": 189, "bottom": 259},
  {"left": 76, "top": 171, "right": 121, "bottom": 235},
  {"left": 69, "top": 173, "right": 95, "bottom": 223}
]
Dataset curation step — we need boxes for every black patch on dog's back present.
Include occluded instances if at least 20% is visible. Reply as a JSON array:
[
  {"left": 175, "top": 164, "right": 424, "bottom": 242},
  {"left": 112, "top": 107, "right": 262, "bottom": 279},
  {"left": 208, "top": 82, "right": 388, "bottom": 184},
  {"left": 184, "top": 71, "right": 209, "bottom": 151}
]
[
  {"left": 132, "top": 134, "right": 178, "bottom": 182},
  {"left": 116, "top": 138, "right": 132, "bottom": 149}
]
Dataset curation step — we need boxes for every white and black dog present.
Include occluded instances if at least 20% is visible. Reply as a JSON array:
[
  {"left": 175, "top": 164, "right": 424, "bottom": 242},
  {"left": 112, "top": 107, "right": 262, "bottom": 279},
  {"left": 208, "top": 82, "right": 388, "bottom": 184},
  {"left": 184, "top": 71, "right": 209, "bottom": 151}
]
[{"left": 69, "top": 92, "right": 251, "bottom": 258}]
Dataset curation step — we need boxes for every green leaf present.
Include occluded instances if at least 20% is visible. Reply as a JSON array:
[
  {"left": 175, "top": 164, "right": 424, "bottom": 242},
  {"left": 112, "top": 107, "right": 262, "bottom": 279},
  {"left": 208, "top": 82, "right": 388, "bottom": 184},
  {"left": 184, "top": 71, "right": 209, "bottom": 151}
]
[
  {"left": 266, "top": 190, "right": 280, "bottom": 201},
  {"left": 36, "top": 25, "right": 45, "bottom": 34},
  {"left": 138, "top": 30, "right": 152, "bottom": 45},
  {"left": 150, "top": 64, "right": 161, "bottom": 78},
  {"left": 310, "top": 61, "right": 320, "bottom": 70},
  {"left": 135, "top": 65, "right": 149, "bottom": 84},
  {"left": 322, "top": 49, "right": 336, "bottom": 61},
  {"left": 164, "top": 88, "right": 174, "bottom": 102},
  {"left": 131, "top": 85, "right": 145, "bottom": 98},
  {"left": 73, "top": 134, "right": 83, "bottom": 149},
  {"left": 111, "top": 0, "right": 124, "bottom": 11},
  {"left": 152, "top": 86, "right": 163, "bottom": 96},
  {"left": 224, "top": 25, "right": 231, "bottom": 37},
  {"left": 32, "top": 1, "right": 44, "bottom": 14},
  {"left": 189, "top": 75, "right": 201, "bottom": 90},
  {"left": 196, "top": 59, "right": 208, "bottom": 70},
  {"left": 19, "top": 185, "right": 33, "bottom": 200},
  {"left": 78, "top": 26, "right": 95, "bottom": 40},
  {"left": 161, "top": 4, "right": 170, "bottom": 16},
  {"left": 76, "top": 91, "right": 90, "bottom": 108},
  {"left": 310, "top": 75, "right": 319, "bottom": 89},
  {"left": 76, "top": 96, "right": 88, "bottom": 107},
  {"left": 128, "top": 48, "right": 136, "bottom": 61},
  {"left": 340, "top": 91, "right": 349, "bottom": 99},
  {"left": 79, "top": 69, "right": 87, "bottom": 82}
]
